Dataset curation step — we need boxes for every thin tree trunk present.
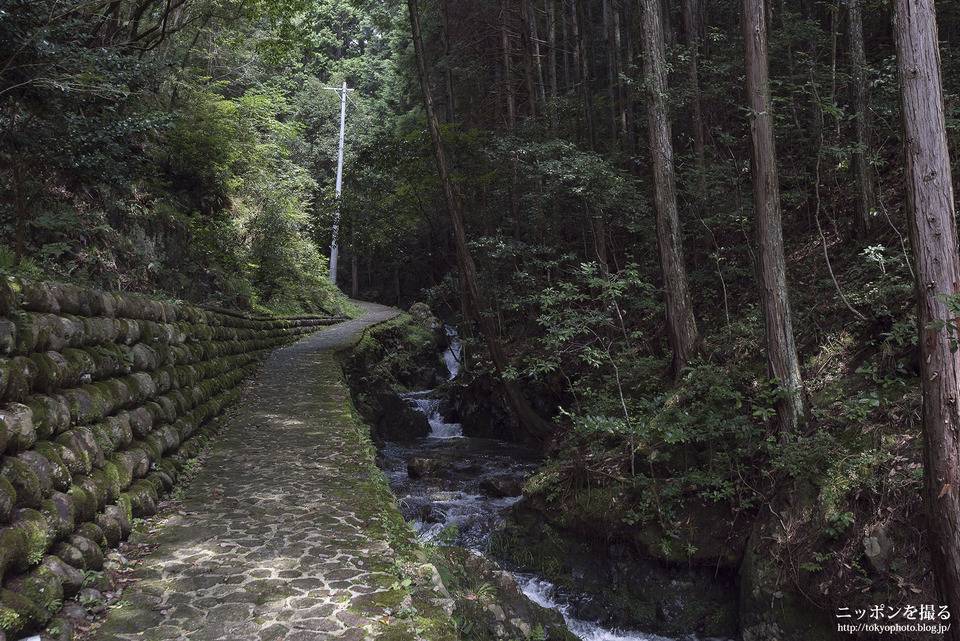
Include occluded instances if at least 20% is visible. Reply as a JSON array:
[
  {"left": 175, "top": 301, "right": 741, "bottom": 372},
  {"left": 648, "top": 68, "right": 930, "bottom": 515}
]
[
  {"left": 682, "top": 0, "right": 706, "bottom": 206},
  {"left": 894, "top": 0, "right": 960, "bottom": 629},
  {"left": 742, "top": 0, "right": 806, "bottom": 433},
  {"left": 439, "top": 0, "right": 456, "bottom": 123},
  {"left": 530, "top": 0, "right": 546, "bottom": 104},
  {"left": 571, "top": 0, "right": 595, "bottom": 148},
  {"left": 641, "top": 0, "right": 699, "bottom": 378},
  {"left": 351, "top": 256, "right": 359, "bottom": 300},
  {"left": 849, "top": 0, "right": 876, "bottom": 239},
  {"left": 407, "top": 0, "right": 554, "bottom": 442},
  {"left": 547, "top": 0, "right": 559, "bottom": 99},
  {"left": 520, "top": 0, "right": 539, "bottom": 117},
  {"left": 502, "top": 1, "right": 516, "bottom": 126}
]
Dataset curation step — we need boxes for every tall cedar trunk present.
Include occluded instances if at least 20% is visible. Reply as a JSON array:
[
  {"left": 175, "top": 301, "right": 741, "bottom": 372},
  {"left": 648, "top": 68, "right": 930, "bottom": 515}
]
[
  {"left": 622, "top": 1, "right": 637, "bottom": 155},
  {"left": 407, "top": 0, "right": 554, "bottom": 442},
  {"left": 894, "top": 0, "right": 960, "bottom": 628},
  {"left": 530, "top": 0, "right": 546, "bottom": 103},
  {"left": 849, "top": 0, "right": 876, "bottom": 239},
  {"left": 519, "top": 0, "right": 539, "bottom": 117},
  {"left": 682, "top": 0, "right": 707, "bottom": 205},
  {"left": 742, "top": 0, "right": 806, "bottom": 433},
  {"left": 502, "top": 1, "right": 516, "bottom": 126},
  {"left": 547, "top": 0, "right": 559, "bottom": 99},
  {"left": 439, "top": 0, "right": 455, "bottom": 123},
  {"left": 640, "top": 0, "right": 699, "bottom": 379},
  {"left": 570, "top": 0, "right": 595, "bottom": 149}
]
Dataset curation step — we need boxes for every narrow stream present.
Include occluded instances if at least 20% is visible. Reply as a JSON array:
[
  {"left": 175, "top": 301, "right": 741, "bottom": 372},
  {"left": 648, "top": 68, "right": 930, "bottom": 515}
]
[{"left": 377, "top": 331, "right": 714, "bottom": 641}]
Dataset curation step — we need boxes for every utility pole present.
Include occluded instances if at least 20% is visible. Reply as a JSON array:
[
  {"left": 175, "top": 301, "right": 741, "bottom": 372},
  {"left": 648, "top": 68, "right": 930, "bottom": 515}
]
[{"left": 324, "top": 80, "right": 352, "bottom": 285}]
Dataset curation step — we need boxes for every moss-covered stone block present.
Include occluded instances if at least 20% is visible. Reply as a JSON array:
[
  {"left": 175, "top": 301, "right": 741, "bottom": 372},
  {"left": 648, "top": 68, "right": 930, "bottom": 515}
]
[
  {"left": 67, "top": 534, "right": 103, "bottom": 571},
  {"left": 55, "top": 431, "right": 92, "bottom": 476},
  {"left": 61, "top": 348, "right": 95, "bottom": 384},
  {"left": 32, "top": 443, "right": 71, "bottom": 492},
  {"left": 12, "top": 508, "right": 53, "bottom": 568},
  {"left": 27, "top": 396, "right": 70, "bottom": 439},
  {"left": 76, "top": 474, "right": 106, "bottom": 514},
  {"left": 19, "top": 280, "right": 59, "bottom": 315},
  {"left": 1, "top": 403, "right": 36, "bottom": 453},
  {"left": 16, "top": 451, "right": 53, "bottom": 497},
  {"left": 123, "top": 482, "right": 157, "bottom": 518},
  {"left": 43, "top": 555, "right": 83, "bottom": 598},
  {"left": 0, "top": 524, "right": 30, "bottom": 578},
  {"left": 0, "top": 457, "right": 41, "bottom": 509},
  {"left": 0, "top": 476, "right": 14, "bottom": 524},
  {"left": 77, "top": 522, "right": 106, "bottom": 549},
  {"left": 88, "top": 422, "right": 116, "bottom": 457},
  {"left": 0, "top": 318, "right": 16, "bottom": 357},
  {"left": 100, "top": 461, "right": 122, "bottom": 503},
  {"left": 17, "top": 562, "right": 65, "bottom": 621},
  {"left": 52, "top": 541, "right": 84, "bottom": 572},
  {"left": 66, "top": 485, "right": 96, "bottom": 524},
  {"left": 106, "top": 453, "right": 134, "bottom": 492},
  {"left": 0, "top": 586, "right": 44, "bottom": 635},
  {"left": 42, "top": 492, "right": 75, "bottom": 539},
  {"left": 105, "top": 501, "right": 131, "bottom": 538},
  {"left": 94, "top": 511, "right": 122, "bottom": 548},
  {"left": 102, "top": 414, "right": 131, "bottom": 451}
]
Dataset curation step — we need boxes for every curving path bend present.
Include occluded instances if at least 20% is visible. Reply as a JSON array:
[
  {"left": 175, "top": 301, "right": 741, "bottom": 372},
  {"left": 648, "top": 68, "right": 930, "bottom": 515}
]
[{"left": 95, "top": 302, "right": 449, "bottom": 640}]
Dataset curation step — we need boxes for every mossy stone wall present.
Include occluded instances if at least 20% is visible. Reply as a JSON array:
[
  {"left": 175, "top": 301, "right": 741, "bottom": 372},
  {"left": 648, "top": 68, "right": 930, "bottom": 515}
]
[{"left": 0, "top": 276, "right": 342, "bottom": 636}]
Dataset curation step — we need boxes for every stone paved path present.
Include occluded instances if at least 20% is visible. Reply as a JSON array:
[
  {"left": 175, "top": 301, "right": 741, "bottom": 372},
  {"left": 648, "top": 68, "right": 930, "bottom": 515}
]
[{"left": 95, "top": 303, "right": 448, "bottom": 640}]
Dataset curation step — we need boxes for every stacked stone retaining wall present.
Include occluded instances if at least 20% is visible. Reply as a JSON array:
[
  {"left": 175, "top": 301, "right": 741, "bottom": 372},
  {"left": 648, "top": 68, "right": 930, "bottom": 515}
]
[{"left": 0, "top": 276, "right": 343, "bottom": 637}]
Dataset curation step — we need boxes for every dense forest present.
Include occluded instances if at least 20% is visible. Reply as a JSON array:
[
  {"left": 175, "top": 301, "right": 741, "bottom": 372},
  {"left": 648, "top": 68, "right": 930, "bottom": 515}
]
[{"left": 3, "top": 0, "right": 960, "bottom": 638}]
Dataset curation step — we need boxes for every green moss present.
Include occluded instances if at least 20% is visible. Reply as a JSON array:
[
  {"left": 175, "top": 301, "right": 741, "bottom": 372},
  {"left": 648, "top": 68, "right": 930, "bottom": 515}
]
[
  {"left": 0, "top": 457, "right": 42, "bottom": 509},
  {"left": 16, "top": 508, "right": 52, "bottom": 566},
  {"left": 19, "top": 565, "right": 64, "bottom": 620},
  {"left": 33, "top": 442, "right": 71, "bottom": 492},
  {"left": 67, "top": 485, "right": 97, "bottom": 523},
  {"left": 101, "top": 461, "right": 122, "bottom": 502},
  {"left": 0, "top": 525, "right": 30, "bottom": 576},
  {"left": 77, "top": 522, "right": 107, "bottom": 548},
  {"left": 0, "top": 476, "right": 15, "bottom": 524},
  {"left": 0, "top": 588, "right": 44, "bottom": 635}
]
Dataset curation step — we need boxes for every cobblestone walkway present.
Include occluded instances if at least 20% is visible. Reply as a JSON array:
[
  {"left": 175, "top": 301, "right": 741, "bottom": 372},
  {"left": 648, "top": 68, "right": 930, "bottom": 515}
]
[{"left": 95, "top": 303, "right": 448, "bottom": 640}]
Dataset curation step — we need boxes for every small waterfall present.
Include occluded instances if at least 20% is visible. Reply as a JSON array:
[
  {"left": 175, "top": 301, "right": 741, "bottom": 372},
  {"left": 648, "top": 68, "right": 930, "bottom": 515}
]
[
  {"left": 401, "top": 391, "right": 461, "bottom": 439},
  {"left": 517, "top": 575, "right": 692, "bottom": 641},
  {"left": 443, "top": 325, "right": 462, "bottom": 380}
]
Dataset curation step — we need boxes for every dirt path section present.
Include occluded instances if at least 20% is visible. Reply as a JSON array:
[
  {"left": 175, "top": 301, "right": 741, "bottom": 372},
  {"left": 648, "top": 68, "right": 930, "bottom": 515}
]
[{"left": 93, "top": 302, "right": 449, "bottom": 640}]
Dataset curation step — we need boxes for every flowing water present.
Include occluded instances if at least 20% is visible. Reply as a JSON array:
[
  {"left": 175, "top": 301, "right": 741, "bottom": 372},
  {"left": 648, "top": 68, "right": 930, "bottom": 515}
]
[{"left": 377, "top": 330, "right": 724, "bottom": 641}]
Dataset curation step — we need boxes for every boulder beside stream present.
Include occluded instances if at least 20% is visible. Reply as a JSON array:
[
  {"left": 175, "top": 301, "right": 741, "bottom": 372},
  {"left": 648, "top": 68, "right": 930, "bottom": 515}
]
[{"left": 435, "top": 546, "right": 578, "bottom": 641}]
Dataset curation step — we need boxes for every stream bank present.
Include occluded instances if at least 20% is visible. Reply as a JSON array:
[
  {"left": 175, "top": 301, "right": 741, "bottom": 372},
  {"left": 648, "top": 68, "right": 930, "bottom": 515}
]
[
  {"left": 341, "top": 308, "right": 576, "bottom": 641},
  {"left": 345, "top": 307, "right": 747, "bottom": 641}
]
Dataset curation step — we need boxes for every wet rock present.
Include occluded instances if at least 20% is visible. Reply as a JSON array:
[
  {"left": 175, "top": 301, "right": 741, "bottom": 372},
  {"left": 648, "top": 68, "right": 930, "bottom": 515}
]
[
  {"left": 438, "top": 547, "right": 576, "bottom": 641},
  {"left": 407, "top": 457, "right": 453, "bottom": 479},
  {"left": 479, "top": 477, "right": 523, "bottom": 498},
  {"left": 373, "top": 390, "right": 430, "bottom": 440}
]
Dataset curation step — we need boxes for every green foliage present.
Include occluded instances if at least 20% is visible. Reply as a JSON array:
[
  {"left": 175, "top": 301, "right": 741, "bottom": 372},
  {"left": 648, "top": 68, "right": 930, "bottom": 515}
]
[{"left": 824, "top": 511, "right": 855, "bottom": 540}]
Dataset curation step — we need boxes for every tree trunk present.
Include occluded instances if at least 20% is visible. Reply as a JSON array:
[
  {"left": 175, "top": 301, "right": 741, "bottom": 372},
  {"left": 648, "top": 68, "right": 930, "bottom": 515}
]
[
  {"left": 894, "top": 0, "right": 960, "bottom": 629},
  {"left": 439, "top": 0, "right": 456, "bottom": 123},
  {"left": 682, "top": 0, "right": 706, "bottom": 206},
  {"left": 547, "top": 0, "right": 559, "bottom": 99},
  {"left": 502, "top": 1, "right": 516, "bottom": 126},
  {"left": 407, "top": 0, "right": 554, "bottom": 442},
  {"left": 742, "top": 0, "right": 806, "bottom": 433},
  {"left": 570, "top": 0, "right": 595, "bottom": 148},
  {"left": 641, "top": 0, "right": 699, "bottom": 379},
  {"left": 519, "top": 0, "right": 539, "bottom": 117},
  {"left": 849, "top": 0, "right": 876, "bottom": 239}
]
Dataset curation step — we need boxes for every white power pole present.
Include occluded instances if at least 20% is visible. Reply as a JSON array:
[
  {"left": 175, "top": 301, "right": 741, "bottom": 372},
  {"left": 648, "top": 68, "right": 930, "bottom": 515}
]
[{"left": 324, "top": 80, "right": 353, "bottom": 285}]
